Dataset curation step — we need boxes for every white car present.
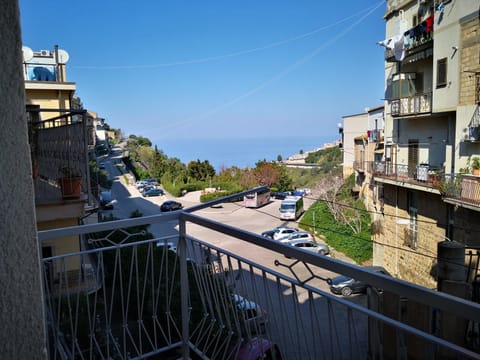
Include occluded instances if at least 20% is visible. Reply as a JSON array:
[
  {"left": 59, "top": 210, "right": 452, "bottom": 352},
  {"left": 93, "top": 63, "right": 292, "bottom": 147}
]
[
  {"left": 269, "top": 226, "right": 300, "bottom": 240},
  {"left": 135, "top": 180, "right": 148, "bottom": 188},
  {"left": 278, "top": 230, "right": 314, "bottom": 242},
  {"left": 283, "top": 239, "right": 330, "bottom": 256}
]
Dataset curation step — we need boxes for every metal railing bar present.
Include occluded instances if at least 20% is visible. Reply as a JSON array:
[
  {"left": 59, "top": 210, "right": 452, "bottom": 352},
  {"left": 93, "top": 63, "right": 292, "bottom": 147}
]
[
  {"left": 38, "top": 212, "right": 180, "bottom": 241},
  {"left": 182, "top": 212, "right": 480, "bottom": 321}
]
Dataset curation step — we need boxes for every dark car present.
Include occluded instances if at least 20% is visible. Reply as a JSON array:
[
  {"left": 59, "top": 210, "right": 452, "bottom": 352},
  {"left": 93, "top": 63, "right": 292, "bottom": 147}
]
[
  {"left": 142, "top": 188, "right": 164, "bottom": 197},
  {"left": 100, "top": 191, "right": 114, "bottom": 210},
  {"left": 160, "top": 200, "right": 183, "bottom": 212},
  {"left": 271, "top": 191, "right": 291, "bottom": 200},
  {"left": 329, "top": 266, "right": 390, "bottom": 297}
]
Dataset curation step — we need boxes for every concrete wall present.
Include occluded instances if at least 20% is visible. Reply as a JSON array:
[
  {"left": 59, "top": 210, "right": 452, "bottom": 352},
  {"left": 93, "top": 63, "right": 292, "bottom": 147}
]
[
  {"left": 432, "top": 1, "right": 479, "bottom": 113},
  {"left": 0, "top": 0, "right": 47, "bottom": 357},
  {"left": 342, "top": 112, "right": 369, "bottom": 178}
]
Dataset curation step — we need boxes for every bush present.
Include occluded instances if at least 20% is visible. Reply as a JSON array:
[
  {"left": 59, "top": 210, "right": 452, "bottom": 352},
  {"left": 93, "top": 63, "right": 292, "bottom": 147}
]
[{"left": 200, "top": 190, "right": 243, "bottom": 203}]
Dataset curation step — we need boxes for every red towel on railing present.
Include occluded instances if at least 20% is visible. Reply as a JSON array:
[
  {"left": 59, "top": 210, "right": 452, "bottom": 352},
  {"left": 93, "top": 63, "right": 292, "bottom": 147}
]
[{"left": 425, "top": 15, "right": 434, "bottom": 33}]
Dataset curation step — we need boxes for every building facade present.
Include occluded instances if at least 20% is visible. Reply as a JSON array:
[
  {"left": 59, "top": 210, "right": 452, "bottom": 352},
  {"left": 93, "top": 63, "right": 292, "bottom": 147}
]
[{"left": 374, "top": 0, "right": 480, "bottom": 288}]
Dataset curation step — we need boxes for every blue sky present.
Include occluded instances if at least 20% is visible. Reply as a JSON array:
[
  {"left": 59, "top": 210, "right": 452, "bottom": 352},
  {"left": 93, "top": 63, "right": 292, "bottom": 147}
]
[{"left": 19, "top": 0, "right": 386, "bottom": 141}]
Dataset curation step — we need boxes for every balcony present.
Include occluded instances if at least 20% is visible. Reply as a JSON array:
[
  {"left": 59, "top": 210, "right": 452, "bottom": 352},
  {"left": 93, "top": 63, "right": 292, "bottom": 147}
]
[
  {"left": 441, "top": 174, "right": 480, "bottom": 210},
  {"left": 28, "top": 107, "right": 93, "bottom": 205},
  {"left": 384, "top": 14, "right": 434, "bottom": 64},
  {"left": 373, "top": 161, "right": 443, "bottom": 193},
  {"left": 390, "top": 93, "right": 432, "bottom": 117},
  {"left": 38, "top": 189, "right": 480, "bottom": 359}
]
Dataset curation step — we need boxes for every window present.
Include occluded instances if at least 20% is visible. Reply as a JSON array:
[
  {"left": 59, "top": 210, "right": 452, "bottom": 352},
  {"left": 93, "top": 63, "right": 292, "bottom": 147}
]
[
  {"left": 437, "top": 58, "right": 447, "bottom": 88},
  {"left": 391, "top": 73, "right": 417, "bottom": 99}
]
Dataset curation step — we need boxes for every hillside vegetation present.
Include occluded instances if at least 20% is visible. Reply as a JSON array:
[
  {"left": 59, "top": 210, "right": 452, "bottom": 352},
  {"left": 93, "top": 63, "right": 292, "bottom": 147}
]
[{"left": 118, "top": 132, "right": 372, "bottom": 263}]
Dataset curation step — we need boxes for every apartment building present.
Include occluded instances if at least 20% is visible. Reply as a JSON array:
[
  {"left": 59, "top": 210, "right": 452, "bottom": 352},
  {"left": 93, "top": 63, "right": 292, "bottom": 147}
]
[
  {"left": 23, "top": 45, "right": 96, "bottom": 280},
  {"left": 373, "top": 0, "right": 480, "bottom": 289}
]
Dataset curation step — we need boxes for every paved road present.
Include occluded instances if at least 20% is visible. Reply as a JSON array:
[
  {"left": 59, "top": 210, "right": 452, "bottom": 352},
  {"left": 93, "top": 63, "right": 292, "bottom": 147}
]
[
  {"left": 97, "top": 145, "right": 368, "bottom": 359},
  {"left": 100, "top": 145, "right": 355, "bottom": 290}
]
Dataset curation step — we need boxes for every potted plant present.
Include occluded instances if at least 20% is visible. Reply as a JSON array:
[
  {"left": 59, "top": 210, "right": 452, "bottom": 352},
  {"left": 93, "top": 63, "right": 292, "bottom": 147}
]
[
  {"left": 58, "top": 165, "right": 82, "bottom": 199},
  {"left": 471, "top": 156, "right": 480, "bottom": 176}
]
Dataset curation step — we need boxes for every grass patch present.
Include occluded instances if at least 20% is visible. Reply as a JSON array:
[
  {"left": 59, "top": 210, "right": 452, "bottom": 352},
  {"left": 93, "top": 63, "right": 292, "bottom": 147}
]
[{"left": 301, "top": 194, "right": 373, "bottom": 264}]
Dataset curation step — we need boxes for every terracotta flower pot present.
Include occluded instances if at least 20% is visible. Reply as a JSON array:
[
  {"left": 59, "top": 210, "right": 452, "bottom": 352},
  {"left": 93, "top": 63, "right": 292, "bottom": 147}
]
[{"left": 59, "top": 176, "right": 82, "bottom": 199}]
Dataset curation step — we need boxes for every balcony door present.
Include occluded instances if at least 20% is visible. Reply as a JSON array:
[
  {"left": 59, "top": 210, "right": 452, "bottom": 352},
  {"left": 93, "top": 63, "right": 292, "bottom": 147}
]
[{"left": 408, "top": 140, "right": 419, "bottom": 178}]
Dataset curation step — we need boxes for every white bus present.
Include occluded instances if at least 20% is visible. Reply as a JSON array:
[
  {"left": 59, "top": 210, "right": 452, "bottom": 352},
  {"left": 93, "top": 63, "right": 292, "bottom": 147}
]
[
  {"left": 279, "top": 196, "right": 304, "bottom": 220},
  {"left": 244, "top": 188, "right": 271, "bottom": 208}
]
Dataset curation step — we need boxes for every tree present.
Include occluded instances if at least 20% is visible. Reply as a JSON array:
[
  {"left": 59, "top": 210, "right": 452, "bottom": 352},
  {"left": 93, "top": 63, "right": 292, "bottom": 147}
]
[
  {"left": 254, "top": 161, "right": 280, "bottom": 187},
  {"left": 217, "top": 166, "right": 242, "bottom": 183},
  {"left": 315, "top": 174, "right": 363, "bottom": 234},
  {"left": 277, "top": 154, "right": 283, "bottom": 162},
  {"left": 187, "top": 160, "right": 216, "bottom": 182},
  {"left": 239, "top": 168, "right": 257, "bottom": 189}
]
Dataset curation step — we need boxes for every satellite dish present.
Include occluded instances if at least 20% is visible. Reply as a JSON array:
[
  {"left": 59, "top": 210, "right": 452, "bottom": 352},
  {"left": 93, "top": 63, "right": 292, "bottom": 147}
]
[
  {"left": 22, "top": 46, "right": 33, "bottom": 62},
  {"left": 57, "top": 49, "right": 70, "bottom": 64}
]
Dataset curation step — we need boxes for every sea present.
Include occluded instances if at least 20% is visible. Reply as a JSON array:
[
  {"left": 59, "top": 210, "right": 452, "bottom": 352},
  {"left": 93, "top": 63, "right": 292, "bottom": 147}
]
[{"left": 153, "top": 135, "right": 337, "bottom": 172}]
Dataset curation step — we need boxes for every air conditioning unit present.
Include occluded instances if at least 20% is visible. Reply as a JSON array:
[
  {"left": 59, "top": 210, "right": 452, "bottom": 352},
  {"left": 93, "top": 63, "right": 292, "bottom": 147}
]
[{"left": 40, "top": 50, "right": 50, "bottom": 56}]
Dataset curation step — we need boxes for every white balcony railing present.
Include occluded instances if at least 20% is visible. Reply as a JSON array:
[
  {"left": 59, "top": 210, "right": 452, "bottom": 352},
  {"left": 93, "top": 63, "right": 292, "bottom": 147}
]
[
  {"left": 39, "top": 189, "right": 480, "bottom": 359},
  {"left": 390, "top": 93, "right": 432, "bottom": 117}
]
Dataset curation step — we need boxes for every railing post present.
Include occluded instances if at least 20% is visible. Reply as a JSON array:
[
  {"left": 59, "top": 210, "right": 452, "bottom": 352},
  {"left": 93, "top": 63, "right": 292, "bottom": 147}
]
[{"left": 178, "top": 213, "right": 191, "bottom": 359}]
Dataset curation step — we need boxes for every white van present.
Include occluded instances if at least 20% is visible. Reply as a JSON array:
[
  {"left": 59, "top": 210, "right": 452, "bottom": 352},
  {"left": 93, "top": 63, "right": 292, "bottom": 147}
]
[{"left": 279, "top": 196, "right": 304, "bottom": 220}]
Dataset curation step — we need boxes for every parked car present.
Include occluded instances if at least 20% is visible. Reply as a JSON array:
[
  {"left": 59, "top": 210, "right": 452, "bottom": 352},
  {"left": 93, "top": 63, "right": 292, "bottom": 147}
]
[
  {"left": 261, "top": 226, "right": 299, "bottom": 240},
  {"left": 282, "top": 239, "right": 330, "bottom": 256},
  {"left": 277, "top": 230, "right": 315, "bottom": 242},
  {"left": 328, "top": 266, "right": 391, "bottom": 297},
  {"left": 232, "top": 337, "right": 282, "bottom": 360},
  {"left": 271, "top": 191, "right": 291, "bottom": 200},
  {"left": 100, "top": 191, "right": 114, "bottom": 210},
  {"left": 234, "top": 294, "right": 267, "bottom": 336},
  {"left": 98, "top": 162, "right": 105, "bottom": 169},
  {"left": 291, "top": 189, "right": 306, "bottom": 197},
  {"left": 142, "top": 188, "right": 164, "bottom": 197},
  {"left": 135, "top": 180, "right": 148, "bottom": 189},
  {"left": 160, "top": 200, "right": 183, "bottom": 212},
  {"left": 139, "top": 184, "right": 155, "bottom": 193}
]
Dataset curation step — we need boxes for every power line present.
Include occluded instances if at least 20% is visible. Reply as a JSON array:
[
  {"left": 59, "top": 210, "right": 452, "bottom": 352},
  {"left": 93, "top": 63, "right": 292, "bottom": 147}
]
[
  {"left": 301, "top": 192, "right": 480, "bottom": 235},
  {"left": 72, "top": 1, "right": 385, "bottom": 70},
  {"left": 159, "top": 0, "right": 385, "bottom": 136},
  {"left": 233, "top": 190, "right": 479, "bottom": 272}
]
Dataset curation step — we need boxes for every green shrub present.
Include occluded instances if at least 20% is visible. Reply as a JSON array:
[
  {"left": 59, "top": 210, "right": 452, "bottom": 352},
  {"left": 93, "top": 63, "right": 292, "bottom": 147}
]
[{"left": 200, "top": 190, "right": 243, "bottom": 203}]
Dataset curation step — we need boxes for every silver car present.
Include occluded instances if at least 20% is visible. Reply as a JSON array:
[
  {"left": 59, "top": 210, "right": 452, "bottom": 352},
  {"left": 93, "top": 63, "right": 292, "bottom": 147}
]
[
  {"left": 277, "top": 230, "right": 314, "bottom": 242},
  {"left": 283, "top": 239, "right": 330, "bottom": 256}
]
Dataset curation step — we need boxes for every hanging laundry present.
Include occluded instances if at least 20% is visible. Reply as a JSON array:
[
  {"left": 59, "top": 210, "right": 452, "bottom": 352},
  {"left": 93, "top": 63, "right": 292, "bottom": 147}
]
[
  {"left": 377, "top": 37, "right": 395, "bottom": 49},
  {"left": 394, "top": 34, "right": 405, "bottom": 61},
  {"left": 425, "top": 15, "right": 434, "bottom": 33}
]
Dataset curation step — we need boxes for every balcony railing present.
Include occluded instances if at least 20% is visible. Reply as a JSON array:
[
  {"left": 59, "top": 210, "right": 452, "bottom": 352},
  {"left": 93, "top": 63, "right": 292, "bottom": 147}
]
[
  {"left": 440, "top": 174, "right": 480, "bottom": 207},
  {"left": 373, "top": 161, "right": 443, "bottom": 188},
  {"left": 384, "top": 14, "right": 434, "bottom": 63},
  {"left": 28, "top": 108, "right": 92, "bottom": 204},
  {"left": 38, "top": 190, "right": 480, "bottom": 359},
  {"left": 390, "top": 93, "right": 432, "bottom": 117}
]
